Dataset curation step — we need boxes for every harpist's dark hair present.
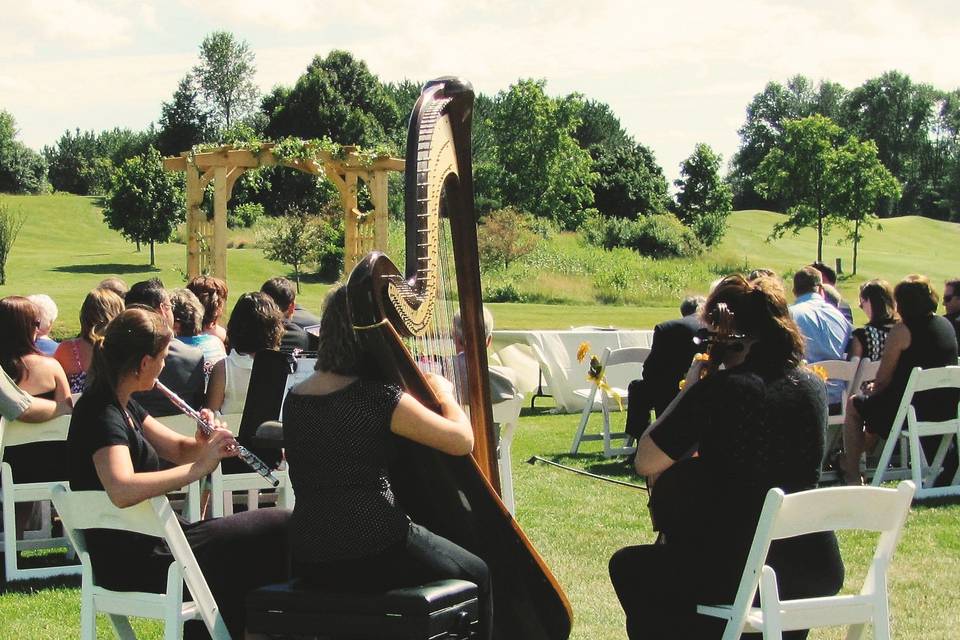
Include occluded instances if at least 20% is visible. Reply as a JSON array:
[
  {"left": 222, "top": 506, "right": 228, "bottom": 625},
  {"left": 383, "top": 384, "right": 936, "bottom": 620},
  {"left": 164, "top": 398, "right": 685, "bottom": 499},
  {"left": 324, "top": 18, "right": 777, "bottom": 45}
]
[
  {"left": 87, "top": 308, "right": 172, "bottom": 397},
  {"left": 703, "top": 274, "right": 805, "bottom": 371},
  {"left": 315, "top": 285, "right": 363, "bottom": 375}
]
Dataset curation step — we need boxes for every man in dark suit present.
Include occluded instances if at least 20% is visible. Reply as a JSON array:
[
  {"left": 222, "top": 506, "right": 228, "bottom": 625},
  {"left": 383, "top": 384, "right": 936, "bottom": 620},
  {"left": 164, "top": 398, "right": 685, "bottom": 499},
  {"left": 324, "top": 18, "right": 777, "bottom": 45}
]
[
  {"left": 943, "top": 278, "right": 960, "bottom": 349},
  {"left": 290, "top": 303, "right": 321, "bottom": 351},
  {"left": 261, "top": 277, "right": 313, "bottom": 353},
  {"left": 126, "top": 279, "right": 206, "bottom": 417},
  {"left": 625, "top": 296, "right": 705, "bottom": 440}
]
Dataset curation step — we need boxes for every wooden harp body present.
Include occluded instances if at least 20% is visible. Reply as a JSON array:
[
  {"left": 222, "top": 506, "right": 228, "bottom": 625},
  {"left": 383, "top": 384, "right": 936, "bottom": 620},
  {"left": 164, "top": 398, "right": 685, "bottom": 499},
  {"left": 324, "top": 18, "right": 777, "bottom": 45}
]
[{"left": 347, "top": 78, "right": 572, "bottom": 640}]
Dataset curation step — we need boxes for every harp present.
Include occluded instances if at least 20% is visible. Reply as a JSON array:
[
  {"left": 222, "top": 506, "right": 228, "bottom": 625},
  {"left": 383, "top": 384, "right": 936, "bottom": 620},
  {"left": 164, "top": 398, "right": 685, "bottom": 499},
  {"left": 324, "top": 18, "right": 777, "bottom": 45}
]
[{"left": 347, "top": 78, "right": 572, "bottom": 639}]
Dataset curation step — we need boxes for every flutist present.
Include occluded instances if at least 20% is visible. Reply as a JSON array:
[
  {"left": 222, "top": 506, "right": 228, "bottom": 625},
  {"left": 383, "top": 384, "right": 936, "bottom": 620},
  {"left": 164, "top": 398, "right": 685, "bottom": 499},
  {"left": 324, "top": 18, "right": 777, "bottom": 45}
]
[{"left": 67, "top": 307, "right": 290, "bottom": 639}]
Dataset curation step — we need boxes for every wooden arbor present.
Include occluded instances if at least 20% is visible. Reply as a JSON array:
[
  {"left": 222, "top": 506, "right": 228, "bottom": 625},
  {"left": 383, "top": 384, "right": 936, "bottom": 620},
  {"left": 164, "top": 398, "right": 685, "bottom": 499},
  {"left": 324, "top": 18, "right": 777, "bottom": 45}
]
[{"left": 163, "top": 144, "right": 404, "bottom": 280}]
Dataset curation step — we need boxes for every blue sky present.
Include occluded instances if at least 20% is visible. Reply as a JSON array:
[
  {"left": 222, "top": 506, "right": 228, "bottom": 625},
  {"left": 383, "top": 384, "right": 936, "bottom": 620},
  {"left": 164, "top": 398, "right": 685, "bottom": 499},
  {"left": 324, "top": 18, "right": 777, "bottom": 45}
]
[{"left": 2, "top": 0, "right": 958, "bottom": 183}]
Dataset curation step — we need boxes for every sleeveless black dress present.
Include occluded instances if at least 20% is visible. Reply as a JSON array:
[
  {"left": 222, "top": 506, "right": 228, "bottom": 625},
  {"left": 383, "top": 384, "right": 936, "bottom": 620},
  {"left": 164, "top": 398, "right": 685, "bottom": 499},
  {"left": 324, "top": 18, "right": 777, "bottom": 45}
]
[{"left": 3, "top": 388, "right": 69, "bottom": 484}]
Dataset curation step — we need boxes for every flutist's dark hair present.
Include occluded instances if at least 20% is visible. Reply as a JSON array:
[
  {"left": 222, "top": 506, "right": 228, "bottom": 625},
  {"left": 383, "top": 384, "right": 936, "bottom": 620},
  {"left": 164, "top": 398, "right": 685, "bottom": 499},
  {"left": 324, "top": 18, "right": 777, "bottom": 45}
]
[{"left": 87, "top": 308, "right": 173, "bottom": 398}]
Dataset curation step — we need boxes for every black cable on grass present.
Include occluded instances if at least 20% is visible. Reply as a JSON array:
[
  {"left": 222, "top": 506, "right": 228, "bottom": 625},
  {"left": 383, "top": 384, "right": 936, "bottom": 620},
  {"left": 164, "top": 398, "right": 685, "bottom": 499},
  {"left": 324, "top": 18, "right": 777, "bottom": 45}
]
[{"left": 526, "top": 456, "right": 648, "bottom": 492}]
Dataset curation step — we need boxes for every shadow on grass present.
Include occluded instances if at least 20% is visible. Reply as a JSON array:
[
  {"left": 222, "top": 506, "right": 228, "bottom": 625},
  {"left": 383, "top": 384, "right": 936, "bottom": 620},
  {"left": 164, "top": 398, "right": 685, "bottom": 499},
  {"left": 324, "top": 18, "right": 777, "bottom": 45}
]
[
  {"left": 0, "top": 551, "right": 81, "bottom": 594},
  {"left": 52, "top": 263, "right": 160, "bottom": 275}
]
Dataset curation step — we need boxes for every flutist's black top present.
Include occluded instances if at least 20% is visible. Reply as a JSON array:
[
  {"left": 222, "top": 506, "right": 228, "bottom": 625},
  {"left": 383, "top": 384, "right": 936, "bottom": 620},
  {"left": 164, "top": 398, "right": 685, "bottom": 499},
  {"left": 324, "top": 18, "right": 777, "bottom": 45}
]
[{"left": 67, "top": 387, "right": 167, "bottom": 590}]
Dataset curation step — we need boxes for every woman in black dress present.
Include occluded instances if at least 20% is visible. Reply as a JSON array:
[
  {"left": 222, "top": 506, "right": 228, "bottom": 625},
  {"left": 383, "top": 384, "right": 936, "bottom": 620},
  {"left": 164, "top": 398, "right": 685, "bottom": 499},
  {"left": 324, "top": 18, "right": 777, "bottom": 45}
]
[
  {"left": 67, "top": 307, "right": 290, "bottom": 639},
  {"left": 841, "top": 274, "right": 959, "bottom": 484},
  {"left": 609, "top": 274, "right": 844, "bottom": 639},
  {"left": 848, "top": 279, "right": 897, "bottom": 362},
  {"left": 281, "top": 286, "right": 492, "bottom": 640}
]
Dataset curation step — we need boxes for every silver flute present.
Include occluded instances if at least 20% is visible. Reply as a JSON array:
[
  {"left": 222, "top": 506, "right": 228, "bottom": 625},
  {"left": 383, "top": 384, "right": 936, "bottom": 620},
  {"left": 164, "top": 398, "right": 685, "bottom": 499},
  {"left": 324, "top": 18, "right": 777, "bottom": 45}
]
[{"left": 154, "top": 381, "right": 280, "bottom": 487}]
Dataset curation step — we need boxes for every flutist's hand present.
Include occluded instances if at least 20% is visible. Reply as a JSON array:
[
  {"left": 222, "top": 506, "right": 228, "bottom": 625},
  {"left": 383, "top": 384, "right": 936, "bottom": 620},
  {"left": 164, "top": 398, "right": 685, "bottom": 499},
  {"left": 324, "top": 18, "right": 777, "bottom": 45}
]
[
  {"left": 193, "top": 429, "right": 241, "bottom": 477},
  {"left": 194, "top": 408, "right": 229, "bottom": 442}
]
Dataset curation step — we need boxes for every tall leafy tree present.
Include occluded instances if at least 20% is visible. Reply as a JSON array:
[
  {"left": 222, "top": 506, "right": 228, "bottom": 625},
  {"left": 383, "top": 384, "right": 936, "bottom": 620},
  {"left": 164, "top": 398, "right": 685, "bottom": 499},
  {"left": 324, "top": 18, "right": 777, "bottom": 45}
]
[
  {"left": 0, "top": 110, "right": 47, "bottom": 194},
  {"left": 193, "top": 31, "right": 259, "bottom": 132},
  {"left": 485, "top": 79, "right": 596, "bottom": 229},
  {"left": 158, "top": 74, "right": 211, "bottom": 156},
  {"left": 843, "top": 71, "right": 936, "bottom": 214},
  {"left": 674, "top": 143, "right": 733, "bottom": 246},
  {"left": 103, "top": 147, "right": 184, "bottom": 266},
  {"left": 755, "top": 115, "right": 847, "bottom": 262},
  {"left": 829, "top": 139, "right": 901, "bottom": 274},
  {"left": 263, "top": 50, "right": 400, "bottom": 147},
  {"left": 730, "top": 76, "right": 848, "bottom": 209},
  {"left": 590, "top": 141, "right": 670, "bottom": 218}
]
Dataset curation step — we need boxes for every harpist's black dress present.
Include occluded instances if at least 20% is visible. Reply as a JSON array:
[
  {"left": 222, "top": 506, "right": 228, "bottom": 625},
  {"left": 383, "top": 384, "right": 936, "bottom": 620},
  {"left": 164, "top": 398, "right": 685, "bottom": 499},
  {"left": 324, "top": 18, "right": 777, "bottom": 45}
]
[{"left": 609, "top": 354, "right": 844, "bottom": 639}]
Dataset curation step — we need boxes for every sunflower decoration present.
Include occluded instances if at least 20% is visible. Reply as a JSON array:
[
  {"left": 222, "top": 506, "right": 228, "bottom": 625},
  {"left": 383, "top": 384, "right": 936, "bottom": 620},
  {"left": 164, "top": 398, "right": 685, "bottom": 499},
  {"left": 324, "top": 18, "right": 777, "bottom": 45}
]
[
  {"left": 808, "top": 363, "right": 829, "bottom": 382},
  {"left": 577, "top": 341, "right": 623, "bottom": 411},
  {"left": 679, "top": 352, "right": 712, "bottom": 390}
]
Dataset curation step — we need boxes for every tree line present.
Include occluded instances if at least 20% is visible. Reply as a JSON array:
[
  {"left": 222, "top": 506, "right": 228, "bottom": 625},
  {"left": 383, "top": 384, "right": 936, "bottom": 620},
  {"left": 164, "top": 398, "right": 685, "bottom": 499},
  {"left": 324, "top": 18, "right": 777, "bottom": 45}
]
[{"left": 1, "top": 32, "right": 955, "bottom": 270}]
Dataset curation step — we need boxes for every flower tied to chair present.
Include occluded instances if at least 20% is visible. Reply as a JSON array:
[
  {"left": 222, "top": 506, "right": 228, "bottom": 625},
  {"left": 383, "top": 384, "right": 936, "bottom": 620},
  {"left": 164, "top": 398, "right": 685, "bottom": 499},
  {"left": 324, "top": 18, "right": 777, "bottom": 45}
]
[{"left": 577, "top": 341, "right": 623, "bottom": 411}]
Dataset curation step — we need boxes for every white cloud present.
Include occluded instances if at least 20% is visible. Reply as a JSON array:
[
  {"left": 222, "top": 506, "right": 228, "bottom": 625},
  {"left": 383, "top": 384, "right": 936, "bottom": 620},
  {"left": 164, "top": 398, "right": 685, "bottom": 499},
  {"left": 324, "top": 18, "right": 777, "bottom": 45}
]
[{"left": 0, "top": 1, "right": 136, "bottom": 56}]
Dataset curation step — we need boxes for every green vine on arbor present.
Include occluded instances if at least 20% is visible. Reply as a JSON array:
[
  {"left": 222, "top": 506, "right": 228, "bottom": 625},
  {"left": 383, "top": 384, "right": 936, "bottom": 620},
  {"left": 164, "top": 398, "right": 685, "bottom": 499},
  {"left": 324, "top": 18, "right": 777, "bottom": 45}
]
[{"left": 184, "top": 136, "right": 397, "bottom": 169}]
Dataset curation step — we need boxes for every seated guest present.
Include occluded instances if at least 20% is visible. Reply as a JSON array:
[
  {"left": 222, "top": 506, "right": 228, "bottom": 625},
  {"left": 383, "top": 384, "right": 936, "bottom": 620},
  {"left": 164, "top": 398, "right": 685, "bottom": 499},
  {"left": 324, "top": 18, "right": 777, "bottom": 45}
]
[
  {"left": 1, "top": 366, "right": 72, "bottom": 422},
  {"left": 169, "top": 288, "right": 226, "bottom": 378},
  {"left": 282, "top": 286, "right": 492, "bottom": 640},
  {"left": 942, "top": 278, "right": 960, "bottom": 349},
  {"left": 810, "top": 262, "right": 854, "bottom": 324},
  {"left": 452, "top": 305, "right": 518, "bottom": 404},
  {"left": 97, "top": 276, "right": 128, "bottom": 300},
  {"left": 291, "top": 298, "right": 322, "bottom": 341},
  {"left": 0, "top": 296, "right": 72, "bottom": 529},
  {"left": 67, "top": 307, "right": 289, "bottom": 639},
  {"left": 205, "top": 292, "right": 283, "bottom": 416},
  {"left": 610, "top": 275, "right": 843, "bottom": 639},
  {"left": 54, "top": 288, "right": 125, "bottom": 394},
  {"left": 186, "top": 275, "right": 228, "bottom": 346},
  {"left": 848, "top": 279, "right": 897, "bottom": 362},
  {"left": 126, "top": 279, "right": 206, "bottom": 417},
  {"left": 789, "top": 266, "right": 852, "bottom": 409},
  {"left": 27, "top": 294, "right": 60, "bottom": 356},
  {"left": 624, "top": 295, "right": 705, "bottom": 441},
  {"left": 260, "top": 277, "right": 312, "bottom": 353},
  {"left": 841, "top": 275, "right": 959, "bottom": 484}
]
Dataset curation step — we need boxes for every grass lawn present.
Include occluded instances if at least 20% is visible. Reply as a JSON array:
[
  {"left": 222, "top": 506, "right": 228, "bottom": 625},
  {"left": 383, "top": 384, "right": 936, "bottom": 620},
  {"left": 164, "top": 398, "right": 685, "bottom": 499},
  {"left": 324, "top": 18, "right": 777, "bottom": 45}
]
[{"left": 1, "top": 407, "right": 958, "bottom": 638}]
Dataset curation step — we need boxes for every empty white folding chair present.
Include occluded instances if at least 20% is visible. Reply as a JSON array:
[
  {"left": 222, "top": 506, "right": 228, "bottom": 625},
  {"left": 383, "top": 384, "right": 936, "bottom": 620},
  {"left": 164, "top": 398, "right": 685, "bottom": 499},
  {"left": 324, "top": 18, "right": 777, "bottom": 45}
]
[
  {"left": 0, "top": 414, "right": 80, "bottom": 582},
  {"left": 51, "top": 484, "right": 230, "bottom": 640},
  {"left": 492, "top": 393, "right": 524, "bottom": 515},
  {"left": 817, "top": 358, "right": 861, "bottom": 482},
  {"left": 871, "top": 366, "right": 960, "bottom": 498},
  {"left": 570, "top": 346, "right": 650, "bottom": 457},
  {"left": 698, "top": 480, "right": 915, "bottom": 640}
]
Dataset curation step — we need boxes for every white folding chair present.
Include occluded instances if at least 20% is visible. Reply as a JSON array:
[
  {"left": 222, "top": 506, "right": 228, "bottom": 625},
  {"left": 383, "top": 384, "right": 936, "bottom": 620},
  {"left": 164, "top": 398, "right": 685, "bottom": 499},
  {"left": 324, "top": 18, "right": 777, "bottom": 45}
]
[
  {"left": 0, "top": 415, "right": 81, "bottom": 582},
  {"left": 492, "top": 393, "right": 524, "bottom": 515},
  {"left": 871, "top": 366, "right": 960, "bottom": 498},
  {"left": 817, "top": 359, "right": 861, "bottom": 483},
  {"left": 570, "top": 346, "right": 650, "bottom": 457},
  {"left": 698, "top": 481, "right": 915, "bottom": 640},
  {"left": 51, "top": 484, "right": 230, "bottom": 640}
]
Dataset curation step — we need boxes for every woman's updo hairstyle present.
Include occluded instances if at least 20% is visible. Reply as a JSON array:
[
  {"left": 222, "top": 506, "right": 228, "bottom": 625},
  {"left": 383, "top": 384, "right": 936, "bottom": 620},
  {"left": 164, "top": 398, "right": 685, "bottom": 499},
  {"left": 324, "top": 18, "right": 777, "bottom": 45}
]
[
  {"left": 87, "top": 307, "right": 173, "bottom": 396},
  {"left": 702, "top": 274, "right": 805, "bottom": 371},
  {"left": 315, "top": 285, "right": 363, "bottom": 375},
  {"left": 894, "top": 274, "right": 938, "bottom": 322}
]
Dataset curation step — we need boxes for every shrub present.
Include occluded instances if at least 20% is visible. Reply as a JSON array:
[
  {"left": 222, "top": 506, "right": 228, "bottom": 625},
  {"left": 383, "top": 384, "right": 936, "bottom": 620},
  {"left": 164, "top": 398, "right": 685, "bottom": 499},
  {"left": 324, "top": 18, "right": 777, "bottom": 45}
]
[
  {"left": 478, "top": 207, "right": 540, "bottom": 270},
  {"left": 483, "top": 278, "right": 526, "bottom": 303},
  {"left": 581, "top": 212, "right": 703, "bottom": 259},
  {"left": 229, "top": 202, "right": 264, "bottom": 228},
  {"left": 0, "top": 201, "right": 25, "bottom": 284},
  {"left": 593, "top": 262, "right": 633, "bottom": 303}
]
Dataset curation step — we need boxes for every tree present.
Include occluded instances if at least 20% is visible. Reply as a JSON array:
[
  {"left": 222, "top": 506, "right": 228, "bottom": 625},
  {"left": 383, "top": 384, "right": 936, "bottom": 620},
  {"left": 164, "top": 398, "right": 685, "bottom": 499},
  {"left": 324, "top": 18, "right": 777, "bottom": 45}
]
[
  {"left": 590, "top": 141, "right": 670, "bottom": 218},
  {"left": 755, "top": 115, "right": 847, "bottom": 262},
  {"left": 674, "top": 143, "right": 733, "bottom": 246},
  {"left": 477, "top": 207, "right": 539, "bottom": 270},
  {"left": 263, "top": 50, "right": 400, "bottom": 148},
  {"left": 573, "top": 99, "right": 631, "bottom": 151},
  {"left": 844, "top": 71, "right": 937, "bottom": 214},
  {"left": 259, "top": 208, "right": 325, "bottom": 292},
  {"left": 730, "top": 76, "right": 848, "bottom": 209},
  {"left": 193, "top": 31, "right": 259, "bottom": 132},
  {"left": 103, "top": 147, "right": 185, "bottom": 266},
  {"left": 157, "top": 74, "right": 211, "bottom": 156},
  {"left": 0, "top": 201, "right": 25, "bottom": 284},
  {"left": 485, "top": 79, "right": 596, "bottom": 229},
  {"left": 829, "top": 138, "right": 901, "bottom": 274},
  {"left": 44, "top": 126, "right": 154, "bottom": 195},
  {"left": 0, "top": 110, "right": 47, "bottom": 194}
]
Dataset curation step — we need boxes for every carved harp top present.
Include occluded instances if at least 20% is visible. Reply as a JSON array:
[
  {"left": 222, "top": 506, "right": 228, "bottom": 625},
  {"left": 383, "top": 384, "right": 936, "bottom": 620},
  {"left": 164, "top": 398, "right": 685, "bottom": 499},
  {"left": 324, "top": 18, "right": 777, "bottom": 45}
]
[{"left": 347, "top": 77, "right": 572, "bottom": 640}]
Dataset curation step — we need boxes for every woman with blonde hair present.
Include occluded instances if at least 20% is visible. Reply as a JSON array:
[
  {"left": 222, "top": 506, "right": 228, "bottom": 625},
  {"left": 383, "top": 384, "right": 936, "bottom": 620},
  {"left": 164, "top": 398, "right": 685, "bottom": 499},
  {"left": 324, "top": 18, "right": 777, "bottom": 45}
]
[
  {"left": 186, "top": 275, "right": 228, "bottom": 346},
  {"left": 54, "top": 288, "right": 124, "bottom": 394}
]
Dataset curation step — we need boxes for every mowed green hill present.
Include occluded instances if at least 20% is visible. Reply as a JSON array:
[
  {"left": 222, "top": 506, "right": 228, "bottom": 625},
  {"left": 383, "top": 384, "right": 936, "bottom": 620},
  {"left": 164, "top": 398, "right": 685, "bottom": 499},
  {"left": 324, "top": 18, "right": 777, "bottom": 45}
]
[{"left": 1, "top": 195, "right": 957, "bottom": 336}]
